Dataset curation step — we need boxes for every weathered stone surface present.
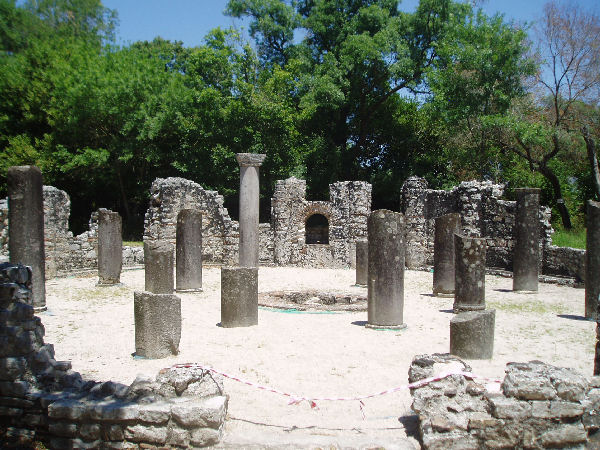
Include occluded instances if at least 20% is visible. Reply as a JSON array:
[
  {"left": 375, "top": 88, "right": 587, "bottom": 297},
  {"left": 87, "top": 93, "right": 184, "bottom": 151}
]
[
  {"left": 410, "top": 355, "right": 598, "bottom": 449},
  {"left": 175, "top": 209, "right": 202, "bottom": 292},
  {"left": 433, "top": 213, "right": 461, "bottom": 296},
  {"left": 7, "top": 166, "right": 46, "bottom": 310},
  {"left": 513, "top": 188, "right": 540, "bottom": 292},
  {"left": 134, "top": 291, "right": 181, "bottom": 358},
  {"left": 48, "top": 399, "right": 89, "bottom": 420},
  {"left": 171, "top": 396, "right": 228, "bottom": 428},
  {"left": 355, "top": 238, "right": 368, "bottom": 286},
  {"left": 124, "top": 424, "right": 167, "bottom": 444},
  {"left": 190, "top": 427, "right": 221, "bottom": 447},
  {"left": 143, "top": 241, "right": 174, "bottom": 294},
  {"left": 450, "top": 310, "right": 495, "bottom": 359},
  {"left": 367, "top": 209, "right": 406, "bottom": 328},
  {"left": 97, "top": 208, "right": 122, "bottom": 285},
  {"left": 220, "top": 266, "right": 258, "bottom": 327},
  {"left": 587, "top": 200, "right": 600, "bottom": 319},
  {"left": 453, "top": 235, "right": 486, "bottom": 313},
  {"left": 237, "top": 153, "right": 266, "bottom": 268}
]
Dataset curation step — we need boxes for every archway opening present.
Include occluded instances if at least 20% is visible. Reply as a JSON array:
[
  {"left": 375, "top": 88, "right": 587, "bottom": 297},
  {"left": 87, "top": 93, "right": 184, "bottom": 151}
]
[{"left": 305, "top": 214, "right": 329, "bottom": 244}]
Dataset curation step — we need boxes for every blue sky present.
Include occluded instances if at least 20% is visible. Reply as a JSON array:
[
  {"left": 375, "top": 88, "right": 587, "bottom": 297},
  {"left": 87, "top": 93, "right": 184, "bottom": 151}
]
[{"left": 102, "top": 0, "right": 599, "bottom": 48}]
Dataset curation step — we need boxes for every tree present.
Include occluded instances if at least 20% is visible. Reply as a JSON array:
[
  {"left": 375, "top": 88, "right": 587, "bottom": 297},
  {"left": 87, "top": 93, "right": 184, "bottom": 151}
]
[{"left": 485, "top": 1, "right": 600, "bottom": 229}]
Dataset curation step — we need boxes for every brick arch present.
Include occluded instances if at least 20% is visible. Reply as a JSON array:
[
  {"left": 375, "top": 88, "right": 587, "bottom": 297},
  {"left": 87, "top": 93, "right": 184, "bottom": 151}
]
[{"left": 303, "top": 202, "right": 332, "bottom": 245}]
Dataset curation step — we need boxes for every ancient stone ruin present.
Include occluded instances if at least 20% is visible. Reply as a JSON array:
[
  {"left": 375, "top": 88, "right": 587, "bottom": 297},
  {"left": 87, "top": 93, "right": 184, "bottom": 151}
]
[
  {"left": 400, "top": 176, "right": 585, "bottom": 280},
  {"left": 143, "top": 176, "right": 372, "bottom": 268},
  {"left": 409, "top": 353, "right": 600, "bottom": 448},
  {"left": 0, "top": 186, "right": 143, "bottom": 275},
  {"left": 0, "top": 263, "right": 227, "bottom": 448}
]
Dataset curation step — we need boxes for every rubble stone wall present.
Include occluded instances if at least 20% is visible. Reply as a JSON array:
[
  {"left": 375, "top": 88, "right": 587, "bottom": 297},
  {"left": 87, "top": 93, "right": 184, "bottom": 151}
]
[
  {"left": 400, "top": 176, "right": 584, "bottom": 279},
  {"left": 143, "top": 177, "right": 239, "bottom": 265},
  {"left": 0, "top": 262, "right": 228, "bottom": 448},
  {"left": 0, "top": 189, "right": 143, "bottom": 276},
  {"left": 409, "top": 353, "right": 600, "bottom": 449},
  {"left": 271, "top": 177, "right": 371, "bottom": 268}
]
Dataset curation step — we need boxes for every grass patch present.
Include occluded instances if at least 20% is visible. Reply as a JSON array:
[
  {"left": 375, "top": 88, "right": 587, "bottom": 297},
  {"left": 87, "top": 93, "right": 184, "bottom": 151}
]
[
  {"left": 123, "top": 240, "right": 143, "bottom": 247},
  {"left": 487, "top": 300, "right": 569, "bottom": 315},
  {"left": 552, "top": 228, "right": 586, "bottom": 249}
]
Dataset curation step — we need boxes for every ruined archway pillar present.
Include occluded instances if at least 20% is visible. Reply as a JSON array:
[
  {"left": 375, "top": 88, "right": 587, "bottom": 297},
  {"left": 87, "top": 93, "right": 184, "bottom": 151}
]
[
  {"left": 433, "top": 213, "right": 461, "bottom": 297},
  {"left": 8, "top": 166, "right": 46, "bottom": 311},
  {"left": 236, "top": 153, "right": 266, "bottom": 267}
]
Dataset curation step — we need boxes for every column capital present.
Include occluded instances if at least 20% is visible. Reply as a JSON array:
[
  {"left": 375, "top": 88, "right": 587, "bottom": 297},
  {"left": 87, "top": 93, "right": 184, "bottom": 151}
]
[{"left": 236, "top": 153, "right": 266, "bottom": 167}]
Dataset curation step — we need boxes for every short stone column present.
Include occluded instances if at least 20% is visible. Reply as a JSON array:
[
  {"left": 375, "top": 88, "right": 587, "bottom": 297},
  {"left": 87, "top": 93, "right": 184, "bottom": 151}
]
[
  {"left": 97, "top": 208, "right": 122, "bottom": 286},
  {"left": 367, "top": 210, "right": 406, "bottom": 329},
  {"left": 450, "top": 309, "right": 495, "bottom": 359},
  {"left": 7, "top": 165, "right": 46, "bottom": 311},
  {"left": 454, "top": 234, "right": 486, "bottom": 313},
  {"left": 513, "top": 188, "right": 541, "bottom": 292},
  {"left": 236, "top": 153, "right": 266, "bottom": 268},
  {"left": 355, "top": 239, "right": 368, "bottom": 286},
  {"left": 134, "top": 291, "right": 181, "bottom": 358},
  {"left": 433, "top": 213, "right": 461, "bottom": 297},
  {"left": 144, "top": 241, "right": 174, "bottom": 294},
  {"left": 586, "top": 200, "right": 600, "bottom": 319},
  {"left": 176, "top": 209, "right": 203, "bottom": 292},
  {"left": 221, "top": 267, "right": 258, "bottom": 327}
]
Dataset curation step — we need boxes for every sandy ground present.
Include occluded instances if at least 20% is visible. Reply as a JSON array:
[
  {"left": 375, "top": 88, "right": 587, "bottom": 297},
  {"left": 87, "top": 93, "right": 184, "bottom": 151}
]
[{"left": 40, "top": 266, "right": 594, "bottom": 449}]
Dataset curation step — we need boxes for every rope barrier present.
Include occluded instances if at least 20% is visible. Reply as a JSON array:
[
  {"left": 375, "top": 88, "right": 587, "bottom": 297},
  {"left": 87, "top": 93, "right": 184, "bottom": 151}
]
[{"left": 165, "top": 363, "right": 502, "bottom": 419}]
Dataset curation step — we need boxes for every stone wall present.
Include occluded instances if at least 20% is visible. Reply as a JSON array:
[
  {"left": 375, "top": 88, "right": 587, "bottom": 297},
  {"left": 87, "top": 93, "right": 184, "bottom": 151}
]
[
  {"left": 0, "top": 262, "right": 228, "bottom": 448},
  {"left": 0, "top": 188, "right": 144, "bottom": 276},
  {"left": 143, "top": 177, "right": 239, "bottom": 265},
  {"left": 271, "top": 177, "right": 371, "bottom": 268},
  {"left": 400, "top": 177, "right": 584, "bottom": 279},
  {"left": 143, "top": 176, "right": 371, "bottom": 268},
  {"left": 409, "top": 353, "right": 600, "bottom": 449}
]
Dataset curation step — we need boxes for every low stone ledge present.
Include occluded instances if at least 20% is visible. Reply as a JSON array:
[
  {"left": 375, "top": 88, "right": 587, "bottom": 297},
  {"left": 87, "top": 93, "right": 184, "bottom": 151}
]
[
  {"left": 410, "top": 353, "right": 600, "bottom": 449},
  {"left": 0, "top": 263, "right": 228, "bottom": 448}
]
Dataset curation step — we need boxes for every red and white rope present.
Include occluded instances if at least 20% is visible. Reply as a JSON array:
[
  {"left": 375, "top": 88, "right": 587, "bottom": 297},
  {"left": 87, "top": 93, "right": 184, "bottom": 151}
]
[{"left": 167, "top": 362, "right": 501, "bottom": 417}]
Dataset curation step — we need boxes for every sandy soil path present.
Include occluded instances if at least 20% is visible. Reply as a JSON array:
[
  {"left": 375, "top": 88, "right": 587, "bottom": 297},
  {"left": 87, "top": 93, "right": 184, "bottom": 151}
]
[{"left": 41, "top": 267, "right": 594, "bottom": 448}]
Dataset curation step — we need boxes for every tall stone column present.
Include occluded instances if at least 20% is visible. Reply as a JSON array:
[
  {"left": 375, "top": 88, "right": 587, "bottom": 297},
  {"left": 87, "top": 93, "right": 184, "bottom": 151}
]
[
  {"left": 586, "top": 200, "right": 600, "bottom": 319},
  {"left": 236, "top": 153, "right": 266, "bottom": 267},
  {"left": 513, "top": 188, "right": 540, "bottom": 292},
  {"left": 367, "top": 209, "right": 406, "bottom": 329},
  {"left": 433, "top": 213, "right": 461, "bottom": 297},
  {"left": 453, "top": 234, "right": 486, "bottom": 313},
  {"left": 176, "top": 209, "right": 203, "bottom": 292},
  {"left": 97, "top": 208, "right": 122, "bottom": 285},
  {"left": 7, "top": 166, "right": 46, "bottom": 311},
  {"left": 355, "top": 238, "right": 368, "bottom": 287},
  {"left": 144, "top": 241, "right": 174, "bottom": 294}
]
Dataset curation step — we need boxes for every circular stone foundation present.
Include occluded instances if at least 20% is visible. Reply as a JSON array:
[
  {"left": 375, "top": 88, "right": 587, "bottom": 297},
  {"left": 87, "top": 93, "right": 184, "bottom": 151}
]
[{"left": 258, "top": 290, "right": 367, "bottom": 312}]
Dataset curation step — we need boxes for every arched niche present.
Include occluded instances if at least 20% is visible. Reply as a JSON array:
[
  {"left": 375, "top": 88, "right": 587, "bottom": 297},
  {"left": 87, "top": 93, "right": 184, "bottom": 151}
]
[{"left": 305, "top": 213, "right": 329, "bottom": 245}]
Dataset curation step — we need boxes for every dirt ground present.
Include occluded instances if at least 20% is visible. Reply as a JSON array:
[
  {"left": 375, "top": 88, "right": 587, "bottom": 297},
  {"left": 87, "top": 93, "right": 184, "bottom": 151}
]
[{"left": 40, "top": 266, "right": 594, "bottom": 449}]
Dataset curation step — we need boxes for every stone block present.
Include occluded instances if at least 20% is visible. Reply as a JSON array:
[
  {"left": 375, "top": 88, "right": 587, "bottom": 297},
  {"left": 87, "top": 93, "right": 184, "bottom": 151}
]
[
  {"left": 48, "top": 421, "right": 78, "bottom": 437},
  {"left": 134, "top": 291, "right": 181, "bottom": 359},
  {"left": 189, "top": 427, "right": 221, "bottom": 447},
  {"left": 167, "top": 426, "right": 191, "bottom": 446},
  {"left": 171, "top": 396, "right": 228, "bottom": 428},
  {"left": 538, "top": 423, "right": 587, "bottom": 447},
  {"left": 124, "top": 424, "right": 167, "bottom": 444},
  {"left": 137, "top": 402, "right": 171, "bottom": 424},
  {"left": 220, "top": 267, "right": 258, "bottom": 327},
  {"left": 450, "top": 310, "right": 495, "bottom": 359},
  {"left": 48, "top": 399, "right": 90, "bottom": 420},
  {"left": 79, "top": 423, "right": 101, "bottom": 440},
  {"left": 0, "top": 357, "right": 26, "bottom": 381},
  {"left": 487, "top": 395, "right": 531, "bottom": 420},
  {"left": 89, "top": 402, "right": 140, "bottom": 422}
]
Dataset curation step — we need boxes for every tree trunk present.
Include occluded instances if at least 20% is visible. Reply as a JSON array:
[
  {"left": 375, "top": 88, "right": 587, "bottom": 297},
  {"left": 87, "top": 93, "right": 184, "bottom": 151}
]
[
  {"left": 583, "top": 126, "right": 600, "bottom": 200},
  {"left": 538, "top": 163, "right": 572, "bottom": 229}
]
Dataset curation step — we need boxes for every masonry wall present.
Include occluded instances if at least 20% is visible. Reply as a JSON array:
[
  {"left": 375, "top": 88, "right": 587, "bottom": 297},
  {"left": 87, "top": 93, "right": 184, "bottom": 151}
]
[
  {"left": 409, "top": 353, "right": 600, "bottom": 448},
  {"left": 0, "top": 188, "right": 143, "bottom": 276},
  {"left": 400, "top": 176, "right": 584, "bottom": 280},
  {"left": 271, "top": 177, "right": 371, "bottom": 268},
  {"left": 0, "top": 262, "right": 228, "bottom": 448}
]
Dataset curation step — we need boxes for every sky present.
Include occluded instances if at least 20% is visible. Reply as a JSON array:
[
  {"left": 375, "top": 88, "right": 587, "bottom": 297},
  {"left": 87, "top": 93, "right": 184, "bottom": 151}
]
[{"left": 101, "top": 0, "right": 599, "bottom": 49}]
